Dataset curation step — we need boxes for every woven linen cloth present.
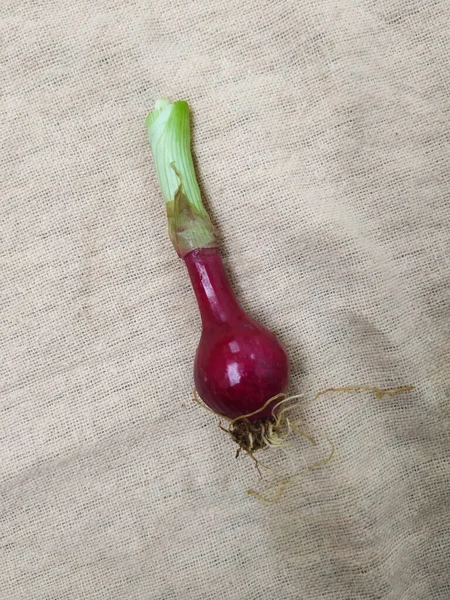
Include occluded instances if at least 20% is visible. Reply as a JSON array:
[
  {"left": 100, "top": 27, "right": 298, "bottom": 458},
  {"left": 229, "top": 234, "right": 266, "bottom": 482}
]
[{"left": 1, "top": 0, "right": 449, "bottom": 598}]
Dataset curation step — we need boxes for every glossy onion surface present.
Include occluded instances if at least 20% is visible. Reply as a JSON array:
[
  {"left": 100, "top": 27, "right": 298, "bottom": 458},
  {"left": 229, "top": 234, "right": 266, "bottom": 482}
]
[{"left": 184, "top": 248, "right": 289, "bottom": 421}]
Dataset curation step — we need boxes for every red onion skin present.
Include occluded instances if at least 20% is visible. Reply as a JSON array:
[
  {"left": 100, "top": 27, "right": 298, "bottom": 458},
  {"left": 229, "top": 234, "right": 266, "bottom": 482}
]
[{"left": 184, "top": 248, "right": 289, "bottom": 421}]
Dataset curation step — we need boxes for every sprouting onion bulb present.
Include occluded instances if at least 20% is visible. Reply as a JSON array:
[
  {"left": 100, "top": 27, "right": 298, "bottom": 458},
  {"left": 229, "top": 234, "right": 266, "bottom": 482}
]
[{"left": 146, "top": 99, "right": 289, "bottom": 455}]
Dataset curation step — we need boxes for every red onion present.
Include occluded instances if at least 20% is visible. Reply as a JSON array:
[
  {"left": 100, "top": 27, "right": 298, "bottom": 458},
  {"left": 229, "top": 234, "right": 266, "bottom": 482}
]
[{"left": 146, "top": 98, "right": 289, "bottom": 454}]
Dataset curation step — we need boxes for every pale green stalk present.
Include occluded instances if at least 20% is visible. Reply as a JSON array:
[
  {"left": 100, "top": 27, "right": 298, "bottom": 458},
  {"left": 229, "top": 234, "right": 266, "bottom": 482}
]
[{"left": 146, "top": 99, "right": 215, "bottom": 257}]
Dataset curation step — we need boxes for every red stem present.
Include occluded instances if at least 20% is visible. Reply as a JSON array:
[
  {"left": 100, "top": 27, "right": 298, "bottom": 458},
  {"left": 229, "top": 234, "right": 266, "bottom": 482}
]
[{"left": 184, "top": 248, "right": 242, "bottom": 327}]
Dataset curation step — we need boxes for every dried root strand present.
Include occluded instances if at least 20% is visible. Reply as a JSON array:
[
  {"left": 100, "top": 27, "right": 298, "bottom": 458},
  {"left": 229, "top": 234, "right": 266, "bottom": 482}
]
[
  {"left": 306, "top": 385, "right": 415, "bottom": 407},
  {"left": 248, "top": 481, "right": 289, "bottom": 504},
  {"left": 247, "top": 420, "right": 336, "bottom": 504}
]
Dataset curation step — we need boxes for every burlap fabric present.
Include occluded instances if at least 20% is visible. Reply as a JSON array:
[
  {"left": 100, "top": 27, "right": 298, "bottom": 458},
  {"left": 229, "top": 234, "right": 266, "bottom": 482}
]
[{"left": 1, "top": 1, "right": 449, "bottom": 598}]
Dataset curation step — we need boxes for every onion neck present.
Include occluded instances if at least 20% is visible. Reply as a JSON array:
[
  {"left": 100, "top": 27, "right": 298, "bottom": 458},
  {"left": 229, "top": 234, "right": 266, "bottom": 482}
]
[
  {"left": 146, "top": 100, "right": 243, "bottom": 324},
  {"left": 184, "top": 248, "right": 243, "bottom": 327}
]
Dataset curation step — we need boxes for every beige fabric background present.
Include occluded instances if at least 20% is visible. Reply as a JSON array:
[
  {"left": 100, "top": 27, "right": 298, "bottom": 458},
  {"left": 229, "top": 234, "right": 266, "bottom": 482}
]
[{"left": 1, "top": 0, "right": 450, "bottom": 598}]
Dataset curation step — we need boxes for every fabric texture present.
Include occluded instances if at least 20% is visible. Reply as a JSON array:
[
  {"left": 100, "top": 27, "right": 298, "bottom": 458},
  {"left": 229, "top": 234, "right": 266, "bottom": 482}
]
[{"left": 1, "top": 1, "right": 449, "bottom": 598}]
